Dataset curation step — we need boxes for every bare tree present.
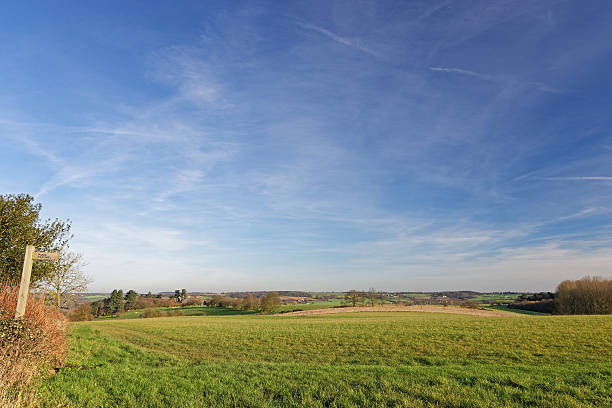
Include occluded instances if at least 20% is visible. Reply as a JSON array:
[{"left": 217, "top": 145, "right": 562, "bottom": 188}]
[
  {"left": 39, "top": 251, "right": 91, "bottom": 308},
  {"left": 378, "top": 292, "right": 388, "bottom": 306},
  {"left": 367, "top": 288, "right": 377, "bottom": 307},
  {"left": 555, "top": 276, "right": 612, "bottom": 315},
  {"left": 344, "top": 290, "right": 362, "bottom": 307}
]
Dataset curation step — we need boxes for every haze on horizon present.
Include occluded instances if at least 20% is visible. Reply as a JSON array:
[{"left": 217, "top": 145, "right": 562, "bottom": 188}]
[{"left": 1, "top": 1, "right": 611, "bottom": 293}]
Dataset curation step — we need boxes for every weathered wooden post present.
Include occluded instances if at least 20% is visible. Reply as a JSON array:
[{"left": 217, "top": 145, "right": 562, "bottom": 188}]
[
  {"left": 15, "top": 245, "right": 35, "bottom": 319},
  {"left": 15, "top": 246, "right": 59, "bottom": 319}
]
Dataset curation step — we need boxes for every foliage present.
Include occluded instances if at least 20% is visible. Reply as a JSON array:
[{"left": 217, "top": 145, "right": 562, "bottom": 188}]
[
  {"left": 240, "top": 294, "right": 259, "bottom": 311},
  {"left": 174, "top": 289, "right": 188, "bottom": 303},
  {"left": 133, "top": 296, "right": 178, "bottom": 310},
  {"left": 38, "top": 251, "right": 90, "bottom": 308},
  {"left": 182, "top": 297, "right": 204, "bottom": 307},
  {"left": 90, "top": 289, "right": 154, "bottom": 318},
  {"left": 555, "top": 276, "right": 612, "bottom": 314},
  {"left": 517, "top": 292, "right": 555, "bottom": 301},
  {"left": 40, "top": 312, "right": 612, "bottom": 407},
  {"left": 125, "top": 290, "right": 138, "bottom": 310},
  {"left": 167, "top": 309, "right": 184, "bottom": 317},
  {"left": 142, "top": 308, "right": 164, "bottom": 318},
  {"left": 344, "top": 290, "right": 364, "bottom": 307},
  {"left": 460, "top": 300, "right": 480, "bottom": 309},
  {"left": 509, "top": 299, "right": 555, "bottom": 314},
  {"left": 0, "top": 194, "right": 72, "bottom": 282},
  {"left": 260, "top": 291, "right": 280, "bottom": 313},
  {"left": 0, "top": 279, "right": 67, "bottom": 405},
  {"left": 67, "top": 303, "right": 94, "bottom": 322},
  {"left": 106, "top": 289, "right": 124, "bottom": 315}
]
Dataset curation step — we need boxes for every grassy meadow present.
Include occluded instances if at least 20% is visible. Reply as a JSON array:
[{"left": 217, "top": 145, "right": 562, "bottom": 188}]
[{"left": 39, "top": 311, "right": 611, "bottom": 407}]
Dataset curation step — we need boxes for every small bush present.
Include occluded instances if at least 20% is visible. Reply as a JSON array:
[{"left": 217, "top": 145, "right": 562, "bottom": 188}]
[
  {"left": 183, "top": 297, "right": 203, "bottom": 307},
  {"left": 141, "top": 308, "right": 164, "bottom": 318},
  {"left": 68, "top": 303, "right": 94, "bottom": 321},
  {"left": 460, "top": 301, "right": 480, "bottom": 309},
  {"left": 134, "top": 297, "right": 178, "bottom": 309},
  {"left": 167, "top": 309, "right": 184, "bottom": 317},
  {"left": 509, "top": 300, "right": 554, "bottom": 314}
]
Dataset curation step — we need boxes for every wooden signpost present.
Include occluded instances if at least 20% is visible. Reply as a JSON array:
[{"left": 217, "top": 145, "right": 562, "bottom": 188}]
[{"left": 15, "top": 245, "right": 59, "bottom": 319}]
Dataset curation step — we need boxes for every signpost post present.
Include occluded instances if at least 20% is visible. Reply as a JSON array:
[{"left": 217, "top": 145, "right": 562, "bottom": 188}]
[{"left": 15, "top": 246, "right": 59, "bottom": 319}]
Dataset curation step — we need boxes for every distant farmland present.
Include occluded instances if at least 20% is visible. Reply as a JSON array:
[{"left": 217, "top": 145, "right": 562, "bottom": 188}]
[{"left": 40, "top": 310, "right": 611, "bottom": 407}]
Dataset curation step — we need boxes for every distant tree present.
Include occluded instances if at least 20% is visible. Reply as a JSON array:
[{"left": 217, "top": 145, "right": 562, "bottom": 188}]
[
  {"left": 173, "top": 289, "right": 187, "bottom": 303},
  {"left": 378, "top": 292, "right": 388, "bottom": 306},
  {"left": 38, "top": 251, "right": 90, "bottom": 308},
  {"left": 211, "top": 294, "right": 224, "bottom": 307},
  {"left": 145, "top": 291, "right": 152, "bottom": 298},
  {"left": 242, "top": 294, "right": 259, "bottom": 311},
  {"left": 367, "top": 288, "right": 377, "bottom": 307},
  {"left": 105, "top": 290, "right": 118, "bottom": 314},
  {"left": 0, "top": 194, "right": 72, "bottom": 282},
  {"left": 68, "top": 303, "right": 94, "bottom": 321},
  {"left": 344, "top": 290, "right": 362, "bottom": 307},
  {"left": 261, "top": 292, "right": 281, "bottom": 313},
  {"left": 125, "top": 290, "right": 138, "bottom": 310},
  {"left": 105, "top": 289, "right": 125, "bottom": 314},
  {"left": 91, "top": 299, "right": 105, "bottom": 317}
]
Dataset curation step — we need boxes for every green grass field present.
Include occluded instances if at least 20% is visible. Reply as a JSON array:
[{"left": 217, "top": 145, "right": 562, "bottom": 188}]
[{"left": 39, "top": 312, "right": 611, "bottom": 407}]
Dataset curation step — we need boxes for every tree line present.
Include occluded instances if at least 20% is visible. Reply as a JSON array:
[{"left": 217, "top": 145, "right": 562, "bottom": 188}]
[
  {"left": 555, "top": 276, "right": 611, "bottom": 314},
  {"left": 510, "top": 276, "right": 611, "bottom": 314},
  {"left": 344, "top": 288, "right": 388, "bottom": 307},
  {"left": 80, "top": 289, "right": 283, "bottom": 319}
]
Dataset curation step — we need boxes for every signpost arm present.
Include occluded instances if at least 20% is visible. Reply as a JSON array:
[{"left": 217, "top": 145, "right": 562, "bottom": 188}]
[{"left": 15, "top": 245, "right": 35, "bottom": 319}]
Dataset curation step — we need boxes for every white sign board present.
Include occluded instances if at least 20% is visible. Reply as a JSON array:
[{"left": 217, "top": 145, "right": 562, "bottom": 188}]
[{"left": 33, "top": 252, "right": 59, "bottom": 261}]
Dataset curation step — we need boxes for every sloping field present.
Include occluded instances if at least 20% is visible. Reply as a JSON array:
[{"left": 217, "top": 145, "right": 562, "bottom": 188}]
[
  {"left": 39, "top": 312, "right": 612, "bottom": 407},
  {"left": 281, "top": 305, "right": 519, "bottom": 317}
]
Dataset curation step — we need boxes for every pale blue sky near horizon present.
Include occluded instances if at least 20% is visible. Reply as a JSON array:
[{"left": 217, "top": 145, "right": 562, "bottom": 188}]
[{"left": 1, "top": 1, "right": 611, "bottom": 292}]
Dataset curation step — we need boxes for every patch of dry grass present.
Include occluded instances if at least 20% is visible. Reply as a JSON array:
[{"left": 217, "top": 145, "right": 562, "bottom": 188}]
[
  {"left": 281, "top": 304, "right": 519, "bottom": 317},
  {"left": 0, "top": 280, "right": 67, "bottom": 406}
]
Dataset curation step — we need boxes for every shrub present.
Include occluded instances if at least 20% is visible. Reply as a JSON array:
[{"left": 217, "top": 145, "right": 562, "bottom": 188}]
[
  {"left": 183, "top": 297, "right": 203, "bottom": 307},
  {"left": 460, "top": 301, "right": 480, "bottom": 309},
  {"left": 509, "top": 300, "right": 554, "bottom": 314},
  {"left": 0, "top": 279, "right": 67, "bottom": 405},
  {"left": 68, "top": 303, "right": 94, "bottom": 321},
  {"left": 141, "top": 308, "right": 164, "bottom": 318},
  {"left": 167, "top": 309, "right": 184, "bottom": 317},
  {"left": 134, "top": 297, "right": 178, "bottom": 309}
]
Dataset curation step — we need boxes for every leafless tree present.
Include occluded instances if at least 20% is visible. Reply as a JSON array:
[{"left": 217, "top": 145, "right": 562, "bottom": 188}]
[
  {"left": 555, "top": 276, "right": 612, "bottom": 315},
  {"left": 367, "top": 288, "right": 377, "bottom": 307},
  {"left": 378, "top": 292, "right": 388, "bottom": 306},
  {"left": 38, "top": 251, "right": 91, "bottom": 308}
]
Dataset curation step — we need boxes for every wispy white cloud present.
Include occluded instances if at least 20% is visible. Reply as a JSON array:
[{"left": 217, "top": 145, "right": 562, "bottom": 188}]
[
  {"left": 429, "top": 66, "right": 494, "bottom": 80},
  {"left": 429, "top": 66, "right": 562, "bottom": 94},
  {"left": 536, "top": 176, "right": 612, "bottom": 181},
  {"left": 295, "top": 20, "right": 380, "bottom": 57},
  {"left": 2, "top": 1, "right": 611, "bottom": 292}
]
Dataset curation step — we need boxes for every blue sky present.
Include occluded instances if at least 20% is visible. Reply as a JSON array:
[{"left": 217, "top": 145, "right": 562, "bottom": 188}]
[{"left": 1, "top": 1, "right": 611, "bottom": 292}]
